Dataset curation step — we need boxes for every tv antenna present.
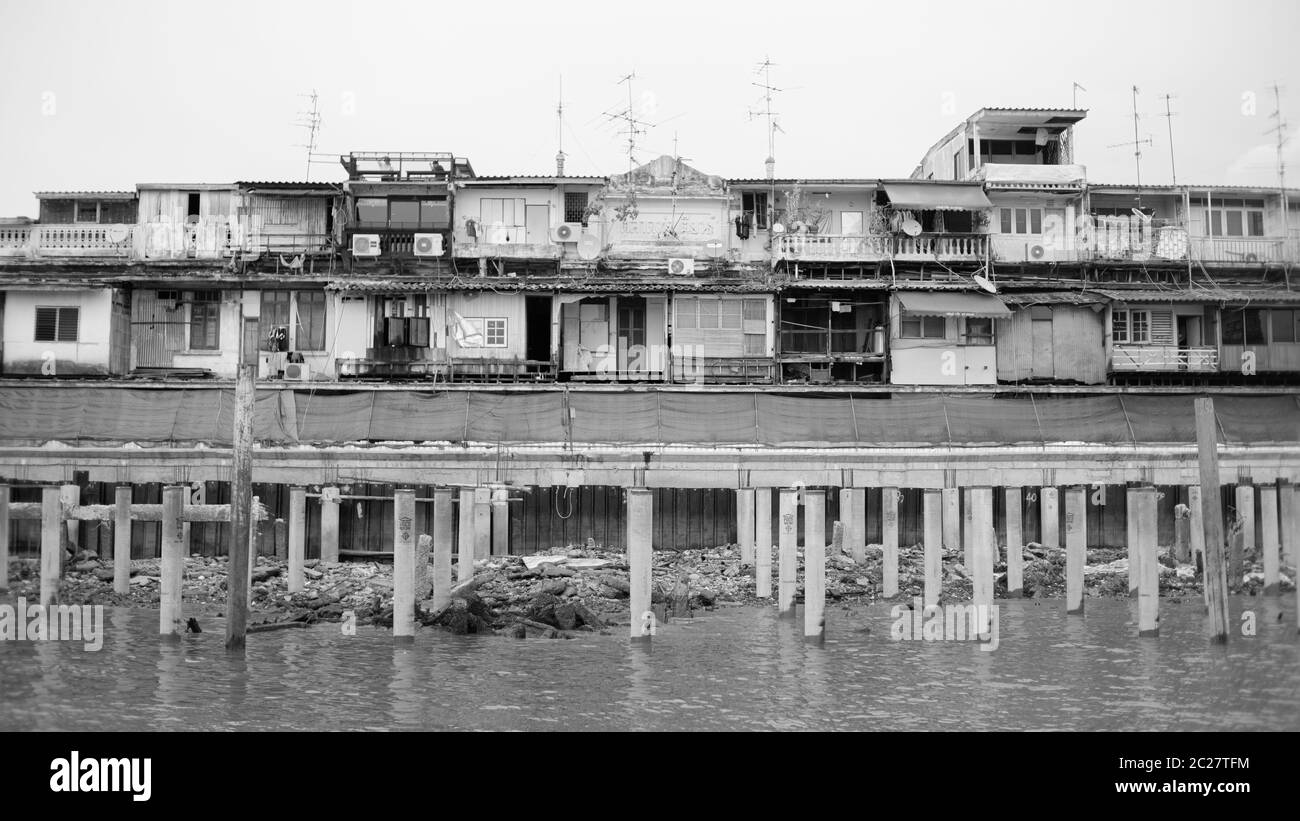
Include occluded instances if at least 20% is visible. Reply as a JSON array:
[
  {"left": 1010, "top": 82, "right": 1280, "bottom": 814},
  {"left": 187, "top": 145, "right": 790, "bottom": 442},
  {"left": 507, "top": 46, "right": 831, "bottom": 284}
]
[
  {"left": 556, "top": 76, "right": 566, "bottom": 176},
  {"left": 293, "top": 89, "right": 322, "bottom": 181},
  {"left": 1266, "top": 83, "right": 1290, "bottom": 239},
  {"left": 602, "top": 71, "right": 654, "bottom": 177},
  {"left": 1072, "top": 82, "right": 1087, "bottom": 109},
  {"left": 1158, "top": 93, "right": 1178, "bottom": 184},
  {"left": 1108, "top": 85, "right": 1154, "bottom": 204},
  {"left": 748, "top": 56, "right": 784, "bottom": 179}
]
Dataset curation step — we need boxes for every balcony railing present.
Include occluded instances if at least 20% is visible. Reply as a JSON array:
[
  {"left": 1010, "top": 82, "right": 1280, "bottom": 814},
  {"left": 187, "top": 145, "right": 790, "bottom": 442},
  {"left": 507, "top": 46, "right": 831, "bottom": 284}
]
[
  {"left": 1191, "top": 237, "right": 1292, "bottom": 264},
  {"left": 891, "top": 233, "right": 987, "bottom": 260},
  {"left": 1112, "top": 345, "right": 1219, "bottom": 372},
  {"left": 775, "top": 234, "right": 888, "bottom": 261},
  {"left": 1080, "top": 214, "right": 1300, "bottom": 264},
  {"left": 0, "top": 224, "right": 137, "bottom": 258}
]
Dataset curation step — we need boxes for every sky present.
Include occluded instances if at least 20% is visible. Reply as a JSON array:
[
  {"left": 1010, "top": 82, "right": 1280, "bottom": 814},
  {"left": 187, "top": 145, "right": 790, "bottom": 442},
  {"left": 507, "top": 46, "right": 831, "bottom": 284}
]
[{"left": 1, "top": 0, "right": 1298, "bottom": 218}]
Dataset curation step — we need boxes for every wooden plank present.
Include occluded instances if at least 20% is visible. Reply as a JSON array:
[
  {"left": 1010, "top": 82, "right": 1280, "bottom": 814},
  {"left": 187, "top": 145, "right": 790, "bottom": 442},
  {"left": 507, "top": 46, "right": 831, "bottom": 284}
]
[{"left": 1194, "top": 397, "right": 1230, "bottom": 643}]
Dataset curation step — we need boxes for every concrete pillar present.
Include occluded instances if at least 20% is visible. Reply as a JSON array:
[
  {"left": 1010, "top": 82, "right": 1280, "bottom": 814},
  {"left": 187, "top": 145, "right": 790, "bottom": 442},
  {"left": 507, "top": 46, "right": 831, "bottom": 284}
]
[
  {"left": 40, "top": 487, "right": 61, "bottom": 608},
  {"left": 1233, "top": 484, "right": 1254, "bottom": 590},
  {"left": 627, "top": 488, "right": 653, "bottom": 642},
  {"left": 736, "top": 488, "right": 755, "bottom": 566},
  {"left": 923, "top": 489, "right": 942, "bottom": 606},
  {"left": 971, "top": 487, "right": 994, "bottom": 608},
  {"left": 473, "top": 487, "right": 491, "bottom": 562},
  {"left": 1135, "top": 486, "right": 1159, "bottom": 637},
  {"left": 457, "top": 488, "right": 475, "bottom": 582},
  {"left": 1064, "top": 486, "right": 1085, "bottom": 615},
  {"left": 962, "top": 487, "right": 973, "bottom": 569},
  {"left": 1004, "top": 486, "right": 1023, "bottom": 597},
  {"left": 392, "top": 488, "right": 416, "bottom": 641},
  {"left": 432, "top": 488, "right": 454, "bottom": 610},
  {"left": 778, "top": 488, "right": 798, "bottom": 617},
  {"left": 491, "top": 486, "right": 509, "bottom": 556},
  {"left": 882, "top": 487, "right": 900, "bottom": 598},
  {"left": 160, "top": 485, "right": 185, "bottom": 636},
  {"left": 114, "top": 486, "right": 132, "bottom": 595},
  {"left": 288, "top": 486, "right": 306, "bottom": 594},
  {"left": 0, "top": 484, "right": 9, "bottom": 594},
  {"left": 1189, "top": 485, "right": 1207, "bottom": 611},
  {"left": 1040, "top": 486, "right": 1059, "bottom": 550},
  {"left": 942, "top": 487, "right": 960, "bottom": 560},
  {"left": 849, "top": 487, "right": 867, "bottom": 564},
  {"left": 1126, "top": 486, "right": 1139, "bottom": 595},
  {"left": 1173, "top": 501, "right": 1191, "bottom": 564},
  {"left": 755, "top": 488, "right": 772, "bottom": 598},
  {"left": 1281, "top": 482, "right": 1300, "bottom": 573},
  {"left": 1260, "top": 484, "right": 1280, "bottom": 595},
  {"left": 320, "top": 486, "right": 340, "bottom": 564},
  {"left": 803, "top": 489, "right": 826, "bottom": 645}
]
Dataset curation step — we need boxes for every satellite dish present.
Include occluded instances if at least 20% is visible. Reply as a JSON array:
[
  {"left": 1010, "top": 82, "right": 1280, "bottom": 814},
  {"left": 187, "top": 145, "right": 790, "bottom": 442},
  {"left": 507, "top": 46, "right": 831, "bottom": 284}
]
[
  {"left": 771, "top": 222, "right": 785, "bottom": 234},
  {"left": 901, "top": 218, "right": 922, "bottom": 237},
  {"left": 972, "top": 273, "right": 998, "bottom": 294},
  {"left": 106, "top": 227, "right": 129, "bottom": 243},
  {"left": 577, "top": 233, "right": 601, "bottom": 261},
  {"left": 705, "top": 240, "right": 725, "bottom": 259}
]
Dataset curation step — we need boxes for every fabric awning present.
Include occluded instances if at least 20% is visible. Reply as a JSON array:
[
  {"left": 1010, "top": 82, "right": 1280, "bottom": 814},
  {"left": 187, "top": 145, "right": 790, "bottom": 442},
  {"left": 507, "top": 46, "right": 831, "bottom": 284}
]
[
  {"left": 882, "top": 182, "right": 993, "bottom": 211},
  {"left": 897, "top": 291, "right": 1011, "bottom": 318}
]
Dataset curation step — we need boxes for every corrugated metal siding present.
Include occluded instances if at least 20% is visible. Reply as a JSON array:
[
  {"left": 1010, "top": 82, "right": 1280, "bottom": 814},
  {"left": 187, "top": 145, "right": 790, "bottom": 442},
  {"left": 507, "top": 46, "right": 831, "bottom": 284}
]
[{"left": 130, "top": 290, "right": 185, "bottom": 368}]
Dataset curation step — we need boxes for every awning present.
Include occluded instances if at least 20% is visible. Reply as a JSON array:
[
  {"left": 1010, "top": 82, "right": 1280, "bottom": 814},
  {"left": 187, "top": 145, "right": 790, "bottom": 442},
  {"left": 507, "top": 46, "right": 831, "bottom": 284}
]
[
  {"left": 882, "top": 182, "right": 992, "bottom": 211},
  {"left": 1097, "top": 288, "right": 1300, "bottom": 306},
  {"left": 897, "top": 291, "right": 1011, "bottom": 318}
]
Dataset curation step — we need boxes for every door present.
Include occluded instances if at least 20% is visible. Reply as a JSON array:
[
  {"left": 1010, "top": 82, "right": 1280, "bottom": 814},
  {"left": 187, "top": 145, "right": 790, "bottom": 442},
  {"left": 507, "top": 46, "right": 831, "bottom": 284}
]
[
  {"left": 1031, "top": 317, "right": 1054, "bottom": 378},
  {"left": 525, "top": 295, "right": 552, "bottom": 370},
  {"left": 130, "top": 289, "right": 185, "bottom": 368},
  {"left": 617, "top": 296, "right": 647, "bottom": 377},
  {"left": 526, "top": 204, "right": 550, "bottom": 245}
]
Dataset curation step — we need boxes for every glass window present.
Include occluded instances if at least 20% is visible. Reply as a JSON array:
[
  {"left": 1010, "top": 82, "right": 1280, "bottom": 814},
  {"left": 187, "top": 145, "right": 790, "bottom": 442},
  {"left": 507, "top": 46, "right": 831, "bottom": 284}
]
[
  {"left": 1225, "top": 211, "right": 1244, "bottom": 237},
  {"left": 900, "top": 313, "right": 945, "bottom": 338},
  {"left": 356, "top": 198, "right": 387, "bottom": 225},
  {"left": 564, "top": 192, "right": 589, "bottom": 224},
  {"left": 1112, "top": 310, "right": 1128, "bottom": 342},
  {"left": 189, "top": 290, "right": 221, "bottom": 350},
  {"left": 1247, "top": 211, "right": 1265, "bottom": 237},
  {"left": 1271, "top": 309, "right": 1296, "bottom": 343},
  {"left": 296, "top": 291, "right": 326, "bottom": 350},
  {"left": 964, "top": 317, "right": 994, "bottom": 345},
  {"left": 742, "top": 299, "right": 765, "bottom": 321},
  {"left": 1113, "top": 309, "right": 1150, "bottom": 344},
  {"left": 419, "top": 199, "right": 448, "bottom": 228},
  {"left": 74, "top": 202, "right": 98, "bottom": 223},
  {"left": 698, "top": 299, "right": 719, "bottom": 330},
  {"left": 742, "top": 192, "right": 769, "bottom": 229},
  {"left": 1030, "top": 209, "right": 1042, "bottom": 234},
  {"left": 676, "top": 298, "right": 697, "bottom": 330},
  {"left": 1220, "top": 309, "right": 1264, "bottom": 345},
  {"left": 1000, "top": 208, "right": 1012, "bottom": 234},
  {"left": 259, "top": 291, "right": 292, "bottom": 351},
  {"left": 388, "top": 200, "right": 420, "bottom": 228},
  {"left": 485, "top": 318, "right": 507, "bottom": 347},
  {"left": 720, "top": 299, "right": 742, "bottom": 330},
  {"left": 743, "top": 333, "right": 765, "bottom": 356}
]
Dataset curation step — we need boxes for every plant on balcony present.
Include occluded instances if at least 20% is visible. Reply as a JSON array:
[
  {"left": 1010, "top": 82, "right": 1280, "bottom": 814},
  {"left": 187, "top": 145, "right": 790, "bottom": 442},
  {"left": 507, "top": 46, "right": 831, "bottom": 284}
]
[{"left": 781, "top": 185, "right": 830, "bottom": 234}]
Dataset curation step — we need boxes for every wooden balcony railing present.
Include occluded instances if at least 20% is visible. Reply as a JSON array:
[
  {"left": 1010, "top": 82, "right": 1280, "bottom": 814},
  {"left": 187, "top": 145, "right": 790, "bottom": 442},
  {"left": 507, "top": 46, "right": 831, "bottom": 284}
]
[{"left": 1112, "top": 345, "right": 1219, "bottom": 372}]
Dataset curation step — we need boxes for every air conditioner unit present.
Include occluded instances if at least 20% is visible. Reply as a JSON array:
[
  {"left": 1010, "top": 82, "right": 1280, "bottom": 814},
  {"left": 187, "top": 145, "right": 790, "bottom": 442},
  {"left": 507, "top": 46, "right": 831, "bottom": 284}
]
[
  {"left": 413, "top": 233, "right": 444, "bottom": 257},
  {"left": 668, "top": 257, "right": 696, "bottom": 276},
  {"left": 552, "top": 223, "right": 582, "bottom": 243},
  {"left": 352, "top": 234, "right": 381, "bottom": 257},
  {"left": 283, "top": 362, "right": 311, "bottom": 381},
  {"left": 1027, "top": 243, "right": 1052, "bottom": 262}
]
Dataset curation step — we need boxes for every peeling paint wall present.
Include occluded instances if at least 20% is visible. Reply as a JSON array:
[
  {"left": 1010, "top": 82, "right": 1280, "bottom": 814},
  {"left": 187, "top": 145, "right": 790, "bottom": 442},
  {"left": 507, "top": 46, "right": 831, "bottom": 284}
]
[{"left": 1, "top": 288, "right": 117, "bottom": 376}]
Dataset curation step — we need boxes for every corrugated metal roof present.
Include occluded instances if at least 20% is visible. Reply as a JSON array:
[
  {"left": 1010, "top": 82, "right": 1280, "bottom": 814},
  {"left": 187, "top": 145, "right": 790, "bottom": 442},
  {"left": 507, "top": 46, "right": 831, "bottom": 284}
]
[
  {"left": 33, "top": 191, "right": 136, "bottom": 199},
  {"left": 1096, "top": 288, "right": 1300, "bottom": 304},
  {"left": 896, "top": 290, "right": 1012, "bottom": 317},
  {"left": 1000, "top": 291, "right": 1108, "bottom": 306},
  {"left": 236, "top": 181, "right": 342, "bottom": 190},
  {"left": 728, "top": 178, "right": 878, "bottom": 186},
  {"left": 883, "top": 181, "right": 992, "bottom": 210},
  {"left": 326, "top": 278, "right": 773, "bottom": 294},
  {"left": 465, "top": 176, "right": 606, "bottom": 184},
  {"left": 1090, "top": 183, "right": 1300, "bottom": 196}
]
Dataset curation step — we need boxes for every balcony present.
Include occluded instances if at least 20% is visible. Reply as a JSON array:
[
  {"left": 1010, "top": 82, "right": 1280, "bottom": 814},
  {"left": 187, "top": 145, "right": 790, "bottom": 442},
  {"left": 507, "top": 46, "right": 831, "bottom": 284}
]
[
  {"left": 775, "top": 234, "right": 888, "bottom": 262},
  {"left": 1191, "top": 236, "right": 1294, "bottom": 264},
  {"left": 0, "top": 224, "right": 137, "bottom": 258},
  {"left": 454, "top": 241, "right": 562, "bottom": 260},
  {"left": 1111, "top": 345, "right": 1219, "bottom": 372},
  {"left": 890, "top": 233, "right": 987, "bottom": 262}
]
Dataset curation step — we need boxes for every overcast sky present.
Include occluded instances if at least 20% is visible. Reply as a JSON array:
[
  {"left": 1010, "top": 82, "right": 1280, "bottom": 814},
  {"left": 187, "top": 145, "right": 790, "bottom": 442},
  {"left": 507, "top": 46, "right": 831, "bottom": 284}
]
[{"left": 1, "top": 0, "right": 1297, "bottom": 217}]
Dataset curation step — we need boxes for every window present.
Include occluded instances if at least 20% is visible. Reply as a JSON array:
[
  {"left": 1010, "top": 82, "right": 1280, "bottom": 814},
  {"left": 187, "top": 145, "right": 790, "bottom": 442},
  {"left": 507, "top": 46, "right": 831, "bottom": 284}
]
[
  {"left": 189, "top": 290, "right": 221, "bottom": 350},
  {"left": 419, "top": 199, "right": 448, "bottom": 228},
  {"left": 34, "top": 307, "right": 79, "bottom": 342},
  {"left": 1271, "top": 309, "right": 1299, "bottom": 344},
  {"left": 900, "top": 313, "right": 945, "bottom": 339},
  {"left": 74, "top": 201, "right": 98, "bottom": 223},
  {"left": 742, "top": 191, "right": 769, "bottom": 230},
  {"left": 963, "top": 317, "right": 994, "bottom": 345},
  {"left": 1112, "top": 309, "right": 1151, "bottom": 344},
  {"left": 1221, "top": 308, "right": 1266, "bottom": 345},
  {"left": 840, "top": 211, "right": 864, "bottom": 236},
  {"left": 186, "top": 193, "right": 201, "bottom": 221},
  {"left": 743, "top": 334, "right": 766, "bottom": 356},
  {"left": 676, "top": 298, "right": 697, "bottom": 330},
  {"left": 388, "top": 200, "right": 420, "bottom": 228},
  {"left": 356, "top": 198, "right": 387, "bottom": 226},
  {"left": 1201, "top": 199, "right": 1266, "bottom": 237},
  {"left": 296, "top": 291, "right": 327, "bottom": 351},
  {"left": 999, "top": 207, "right": 1043, "bottom": 235},
  {"left": 698, "top": 299, "right": 719, "bottom": 330},
  {"left": 259, "top": 291, "right": 292, "bottom": 351},
  {"left": 459, "top": 317, "right": 507, "bottom": 348},
  {"left": 719, "top": 299, "right": 742, "bottom": 330},
  {"left": 953, "top": 151, "right": 962, "bottom": 180},
  {"left": 564, "top": 191, "right": 589, "bottom": 224}
]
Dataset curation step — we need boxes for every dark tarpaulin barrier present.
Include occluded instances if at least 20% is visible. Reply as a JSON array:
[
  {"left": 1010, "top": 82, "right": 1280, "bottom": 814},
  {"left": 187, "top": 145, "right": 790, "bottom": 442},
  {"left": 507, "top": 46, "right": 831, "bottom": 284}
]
[
  {"left": 78, "top": 388, "right": 187, "bottom": 443},
  {"left": 570, "top": 392, "right": 660, "bottom": 444},
  {"left": 294, "top": 391, "right": 373, "bottom": 443},
  {"left": 370, "top": 391, "right": 467, "bottom": 442},
  {"left": 1033, "top": 395, "right": 1134, "bottom": 446},
  {"left": 1214, "top": 394, "right": 1300, "bottom": 445},
  {"left": 756, "top": 393, "right": 859, "bottom": 447},
  {"left": 1119, "top": 395, "right": 1199, "bottom": 444},
  {"left": 658, "top": 392, "right": 760, "bottom": 445},
  {"left": 852, "top": 395, "right": 951, "bottom": 447},
  {"left": 466, "top": 392, "right": 567, "bottom": 443},
  {"left": 943, "top": 395, "right": 1042, "bottom": 446},
  {"left": 0, "top": 387, "right": 86, "bottom": 441}
]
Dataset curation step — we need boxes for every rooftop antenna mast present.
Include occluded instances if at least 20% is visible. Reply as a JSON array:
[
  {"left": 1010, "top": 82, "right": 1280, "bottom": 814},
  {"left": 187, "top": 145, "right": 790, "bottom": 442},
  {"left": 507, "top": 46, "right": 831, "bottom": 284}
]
[
  {"left": 1158, "top": 93, "right": 1178, "bottom": 185},
  {"left": 556, "top": 76, "right": 566, "bottom": 176},
  {"left": 603, "top": 71, "right": 652, "bottom": 179},
  {"left": 1266, "top": 83, "right": 1290, "bottom": 243},
  {"left": 1108, "top": 85, "right": 1154, "bottom": 206},
  {"left": 293, "top": 89, "right": 322, "bottom": 181},
  {"left": 1072, "top": 82, "right": 1087, "bottom": 109},
  {"left": 748, "top": 56, "right": 783, "bottom": 180}
]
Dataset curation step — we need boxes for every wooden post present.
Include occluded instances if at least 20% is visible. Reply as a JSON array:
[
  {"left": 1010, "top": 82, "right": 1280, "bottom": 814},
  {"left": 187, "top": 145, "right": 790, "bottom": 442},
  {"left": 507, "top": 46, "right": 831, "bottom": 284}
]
[
  {"left": 755, "top": 488, "right": 773, "bottom": 598},
  {"left": 393, "top": 488, "right": 416, "bottom": 641},
  {"left": 0, "top": 484, "right": 9, "bottom": 594},
  {"left": 1064, "top": 485, "right": 1085, "bottom": 615},
  {"left": 848, "top": 487, "right": 867, "bottom": 564},
  {"left": 320, "top": 486, "right": 340, "bottom": 564},
  {"left": 923, "top": 489, "right": 941, "bottom": 606},
  {"left": 160, "top": 485, "right": 184, "bottom": 636},
  {"left": 627, "top": 488, "right": 653, "bottom": 642},
  {"left": 1004, "top": 486, "right": 1023, "bottom": 597},
  {"left": 114, "top": 486, "right": 131, "bottom": 595},
  {"left": 225, "top": 362, "right": 255, "bottom": 652},
  {"left": 287, "top": 486, "right": 305, "bottom": 594},
  {"left": 40, "top": 486, "right": 60, "bottom": 608},
  {"left": 1194, "top": 397, "right": 1230, "bottom": 643},
  {"left": 1232, "top": 484, "right": 1254, "bottom": 592},
  {"left": 60, "top": 483, "right": 80, "bottom": 559},
  {"left": 1188, "top": 485, "right": 1208, "bottom": 612},
  {"left": 473, "top": 487, "right": 491, "bottom": 562},
  {"left": 1260, "top": 484, "right": 1280, "bottom": 596},
  {"left": 1126, "top": 486, "right": 1139, "bottom": 595},
  {"left": 778, "top": 488, "right": 798, "bottom": 617},
  {"left": 882, "top": 486, "right": 899, "bottom": 598},
  {"left": 962, "top": 487, "right": 973, "bottom": 569},
  {"left": 971, "top": 487, "right": 994, "bottom": 608},
  {"left": 1040, "top": 486, "right": 1059, "bottom": 550},
  {"left": 941, "top": 487, "right": 960, "bottom": 561},
  {"left": 803, "top": 489, "right": 826, "bottom": 645},
  {"left": 432, "top": 488, "right": 453, "bottom": 610},
  {"left": 491, "top": 486, "right": 509, "bottom": 556},
  {"left": 1174, "top": 499, "right": 1191, "bottom": 564},
  {"left": 737, "top": 488, "right": 755, "bottom": 566},
  {"left": 1135, "top": 486, "right": 1159, "bottom": 637},
  {"left": 1281, "top": 481, "right": 1300, "bottom": 579},
  {"left": 457, "top": 487, "right": 474, "bottom": 582}
]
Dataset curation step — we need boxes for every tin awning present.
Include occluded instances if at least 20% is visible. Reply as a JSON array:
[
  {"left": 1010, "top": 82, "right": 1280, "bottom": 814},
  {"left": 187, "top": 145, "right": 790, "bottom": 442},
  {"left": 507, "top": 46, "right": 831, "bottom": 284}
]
[
  {"left": 896, "top": 290, "right": 1011, "bottom": 318},
  {"left": 882, "top": 182, "right": 992, "bottom": 211}
]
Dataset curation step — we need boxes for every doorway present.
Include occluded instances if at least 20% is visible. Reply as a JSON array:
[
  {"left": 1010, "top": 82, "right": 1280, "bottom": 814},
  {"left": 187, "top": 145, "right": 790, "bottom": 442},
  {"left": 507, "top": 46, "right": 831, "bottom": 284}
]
[
  {"left": 617, "top": 296, "right": 647, "bottom": 377},
  {"left": 525, "top": 295, "right": 552, "bottom": 373}
]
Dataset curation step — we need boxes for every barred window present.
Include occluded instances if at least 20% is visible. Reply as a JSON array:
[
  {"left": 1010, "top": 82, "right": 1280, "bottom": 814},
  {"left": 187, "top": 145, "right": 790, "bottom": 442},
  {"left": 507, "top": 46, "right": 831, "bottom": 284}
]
[{"left": 35, "top": 307, "right": 79, "bottom": 342}]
